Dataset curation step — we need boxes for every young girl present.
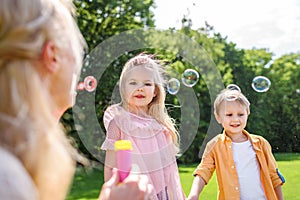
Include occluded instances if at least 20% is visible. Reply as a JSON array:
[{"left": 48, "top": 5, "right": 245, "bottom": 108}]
[
  {"left": 187, "top": 85, "right": 284, "bottom": 200},
  {"left": 101, "top": 54, "right": 186, "bottom": 200}
]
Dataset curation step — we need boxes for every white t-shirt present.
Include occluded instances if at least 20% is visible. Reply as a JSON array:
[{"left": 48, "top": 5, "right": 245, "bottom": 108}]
[{"left": 232, "top": 140, "right": 266, "bottom": 200}]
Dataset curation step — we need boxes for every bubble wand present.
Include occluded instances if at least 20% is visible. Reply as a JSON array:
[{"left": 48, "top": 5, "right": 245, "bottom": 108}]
[{"left": 114, "top": 140, "right": 133, "bottom": 182}]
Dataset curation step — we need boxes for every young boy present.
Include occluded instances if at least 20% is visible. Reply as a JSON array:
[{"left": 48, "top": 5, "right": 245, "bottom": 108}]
[{"left": 187, "top": 85, "right": 285, "bottom": 200}]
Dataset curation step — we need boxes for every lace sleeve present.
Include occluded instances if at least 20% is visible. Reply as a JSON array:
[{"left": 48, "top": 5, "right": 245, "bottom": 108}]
[{"left": 100, "top": 119, "right": 121, "bottom": 150}]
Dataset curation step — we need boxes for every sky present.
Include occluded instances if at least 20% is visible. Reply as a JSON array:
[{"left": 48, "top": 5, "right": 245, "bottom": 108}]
[{"left": 153, "top": 0, "right": 300, "bottom": 58}]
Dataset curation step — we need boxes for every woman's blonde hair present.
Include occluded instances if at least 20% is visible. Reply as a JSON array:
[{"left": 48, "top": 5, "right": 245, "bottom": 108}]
[
  {"left": 118, "top": 54, "right": 180, "bottom": 150},
  {"left": 0, "top": 0, "right": 86, "bottom": 198},
  {"left": 214, "top": 85, "right": 251, "bottom": 117}
]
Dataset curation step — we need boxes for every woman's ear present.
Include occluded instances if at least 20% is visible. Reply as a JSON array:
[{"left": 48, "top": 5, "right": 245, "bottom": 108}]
[{"left": 42, "top": 41, "right": 59, "bottom": 73}]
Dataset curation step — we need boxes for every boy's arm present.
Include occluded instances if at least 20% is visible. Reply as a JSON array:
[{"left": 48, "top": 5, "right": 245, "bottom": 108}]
[
  {"left": 261, "top": 138, "right": 285, "bottom": 191},
  {"left": 187, "top": 175, "right": 206, "bottom": 200},
  {"left": 275, "top": 185, "right": 284, "bottom": 200},
  {"left": 187, "top": 138, "right": 217, "bottom": 200},
  {"left": 104, "top": 150, "right": 116, "bottom": 182}
]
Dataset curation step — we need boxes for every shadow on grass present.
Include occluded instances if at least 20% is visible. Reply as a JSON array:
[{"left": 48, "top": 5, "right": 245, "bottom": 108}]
[
  {"left": 178, "top": 163, "right": 198, "bottom": 173},
  {"left": 274, "top": 153, "right": 300, "bottom": 161}
]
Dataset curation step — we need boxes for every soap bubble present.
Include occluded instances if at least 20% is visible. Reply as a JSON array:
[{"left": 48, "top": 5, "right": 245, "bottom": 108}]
[
  {"left": 77, "top": 76, "right": 97, "bottom": 92},
  {"left": 167, "top": 78, "right": 180, "bottom": 95},
  {"left": 84, "top": 76, "right": 97, "bottom": 92},
  {"left": 77, "top": 82, "right": 85, "bottom": 91},
  {"left": 227, "top": 84, "right": 241, "bottom": 92},
  {"left": 251, "top": 76, "right": 271, "bottom": 93},
  {"left": 181, "top": 69, "right": 199, "bottom": 87}
]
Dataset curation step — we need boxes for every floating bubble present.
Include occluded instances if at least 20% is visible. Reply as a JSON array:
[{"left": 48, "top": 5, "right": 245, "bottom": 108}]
[
  {"left": 167, "top": 78, "right": 180, "bottom": 95},
  {"left": 84, "top": 76, "right": 97, "bottom": 92},
  {"left": 251, "top": 76, "right": 271, "bottom": 93},
  {"left": 77, "top": 82, "right": 85, "bottom": 91},
  {"left": 181, "top": 69, "right": 199, "bottom": 87},
  {"left": 77, "top": 76, "right": 97, "bottom": 92},
  {"left": 227, "top": 84, "right": 241, "bottom": 92}
]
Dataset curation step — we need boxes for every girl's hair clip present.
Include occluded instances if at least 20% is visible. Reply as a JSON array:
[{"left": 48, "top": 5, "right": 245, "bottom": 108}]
[
  {"left": 132, "top": 56, "right": 151, "bottom": 65},
  {"left": 130, "top": 53, "right": 158, "bottom": 66}
]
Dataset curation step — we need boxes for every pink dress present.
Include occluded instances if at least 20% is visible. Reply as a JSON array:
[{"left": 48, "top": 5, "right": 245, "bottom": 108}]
[{"left": 101, "top": 105, "right": 186, "bottom": 200}]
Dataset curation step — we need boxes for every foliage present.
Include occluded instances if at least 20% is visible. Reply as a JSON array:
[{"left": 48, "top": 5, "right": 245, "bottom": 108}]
[
  {"left": 61, "top": 0, "right": 300, "bottom": 164},
  {"left": 252, "top": 54, "right": 300, "bottom": 152},
  {"left": 74, "top": 0, "right": 155, "bottom": 49},
  {"left": 61, "top": 0, "right": 156, "bottom": 161}
]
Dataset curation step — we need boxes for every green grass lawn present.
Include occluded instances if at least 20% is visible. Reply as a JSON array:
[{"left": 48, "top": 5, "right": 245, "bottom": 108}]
[{"left": 67, "top": 153, "right": 300, "bottom": 200}]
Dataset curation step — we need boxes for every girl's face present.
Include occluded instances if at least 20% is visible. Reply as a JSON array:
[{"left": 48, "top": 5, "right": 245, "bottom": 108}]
[
  {"left": 123, "top": 66, "right": 157, "bottom": 112},
  {"left": 215, "top": 100, "right": 248, "bottom": 136}
]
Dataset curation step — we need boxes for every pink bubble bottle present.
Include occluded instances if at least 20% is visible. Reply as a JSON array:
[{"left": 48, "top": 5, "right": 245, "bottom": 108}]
[{"left": 114, "top": 140, "right": 132, "bottom": 182}]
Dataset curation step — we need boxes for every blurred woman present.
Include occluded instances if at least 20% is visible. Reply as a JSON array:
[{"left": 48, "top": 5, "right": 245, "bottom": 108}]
[{"left": 0, "top": 0, "right": 152, "bottom": 199}]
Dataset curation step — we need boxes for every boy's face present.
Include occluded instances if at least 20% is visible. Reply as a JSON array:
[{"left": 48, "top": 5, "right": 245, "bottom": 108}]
[{"left": 215, "top": 100, "right": 248, "bottom": 136}]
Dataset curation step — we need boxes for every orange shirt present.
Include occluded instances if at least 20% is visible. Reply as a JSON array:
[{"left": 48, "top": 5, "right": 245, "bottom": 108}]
[{"left": 193, "top": 130, "right": 284, "bottom": 200}]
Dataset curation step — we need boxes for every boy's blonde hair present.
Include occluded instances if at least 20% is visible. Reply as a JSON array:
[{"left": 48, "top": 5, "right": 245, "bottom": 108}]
[
  {"left": 214, "top": 85, "right": 251, "bottom": 117},
  {"left": 119, "top": 54, "right": 180, "bottom": 150},
  {"left": 0, "top": 0, "right": 86, "bottom": 198}
]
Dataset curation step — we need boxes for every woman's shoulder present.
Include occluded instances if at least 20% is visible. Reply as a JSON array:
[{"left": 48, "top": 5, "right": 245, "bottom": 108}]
[{"left": 0, "top": 147, "right": 38, "bottom": 199}]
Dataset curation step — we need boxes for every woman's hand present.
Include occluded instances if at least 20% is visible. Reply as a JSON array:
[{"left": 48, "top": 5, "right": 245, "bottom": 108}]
[{"left": 99, "top": 168, "right": 153, "bottom": 200}]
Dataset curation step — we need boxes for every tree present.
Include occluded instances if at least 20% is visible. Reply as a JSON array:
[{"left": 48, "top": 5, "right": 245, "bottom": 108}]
[
  {"left": 260, "top": 53, "right": 300, "bottom": 152},
  {"left": 61, "top": 3, "right": 300, "bottom": 164},
  {"left": 61, "top": 0, "right": 156, "bottom": 161},
  {"left": 74, "top": 0, "right": 155, "bottom": 48}
]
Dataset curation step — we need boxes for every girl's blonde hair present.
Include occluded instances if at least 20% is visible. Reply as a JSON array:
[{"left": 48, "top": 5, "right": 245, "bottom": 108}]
[
  {"left": 119, "top": 54, "right": 180, "bottom": 150},
  {"left": 0, "top": 0, "right": 86, "bottom": 198},
  {"left": 214, "top": 86, "right": 251, "bottom": 117}
]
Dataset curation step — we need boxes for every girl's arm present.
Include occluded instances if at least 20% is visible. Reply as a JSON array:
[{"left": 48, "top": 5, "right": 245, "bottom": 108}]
[
  {"left": 104, "top": 150, "right": 116, "bottom": 182},
  {"left": 187, "top": 175, "right": 206, "bottom": 200},
  {"left": 275, "top": 185, "right": 284, "bottom": 200}
]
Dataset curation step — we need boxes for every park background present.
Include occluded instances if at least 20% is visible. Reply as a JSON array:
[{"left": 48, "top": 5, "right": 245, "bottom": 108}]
[{"left": 61, "top": 0, "right": 300, "bottom": 199}]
